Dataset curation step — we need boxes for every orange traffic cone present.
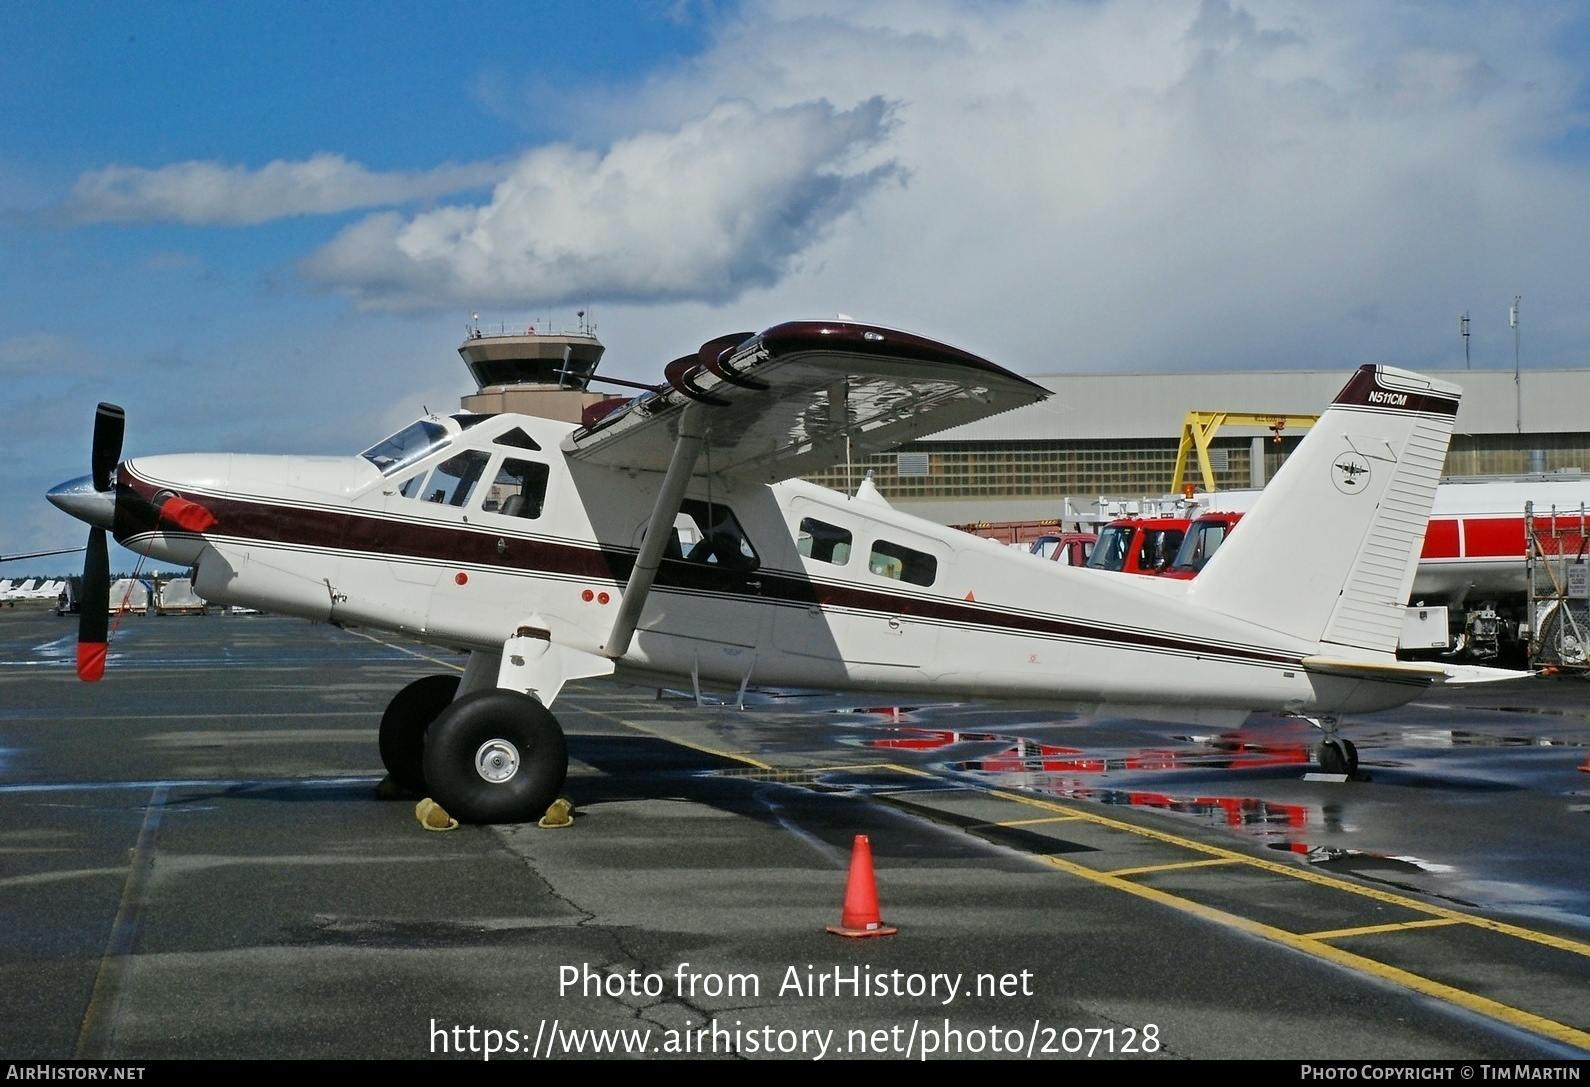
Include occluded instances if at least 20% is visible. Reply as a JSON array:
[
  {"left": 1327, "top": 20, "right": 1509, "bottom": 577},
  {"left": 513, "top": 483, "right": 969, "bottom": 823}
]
[
  {"left": 1577, "top": 751, "right": 1590, "bottom": 773},
  {"left": 827, "top": 834, "right": 898, "bottom": 938}
]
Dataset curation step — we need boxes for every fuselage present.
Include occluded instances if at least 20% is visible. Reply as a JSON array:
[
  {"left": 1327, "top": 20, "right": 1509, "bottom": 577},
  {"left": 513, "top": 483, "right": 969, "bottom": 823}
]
[{"left": 108, "top": 411, "right": 1428, "bottom": 722}]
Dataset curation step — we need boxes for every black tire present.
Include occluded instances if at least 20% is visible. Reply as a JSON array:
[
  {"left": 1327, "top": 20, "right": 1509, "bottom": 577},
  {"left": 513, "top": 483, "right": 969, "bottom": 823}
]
[
  {"left": 1539, "top": 602, "right": 1589, "bottom": 666},
  {"left": 378, "top": 674, "right": 461, "bottom": 795},
  {"left": 1341, "top": 739, "right": 1359, "bottom": 773},
  {"left": 422, "top": 689, "right": 567, "bottom": 824},
  {"left": 1319, "top": 738, "right": 1350, "bottom": 776}
]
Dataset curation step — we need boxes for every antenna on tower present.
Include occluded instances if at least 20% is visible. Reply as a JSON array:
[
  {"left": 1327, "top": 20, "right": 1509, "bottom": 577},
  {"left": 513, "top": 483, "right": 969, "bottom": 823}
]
[
  {"left": 1460, "top": 311, "right": 1470, "bottom": 370},
  {"left": 1511, "top": 295, "right": 1522, "bottom": 434}
]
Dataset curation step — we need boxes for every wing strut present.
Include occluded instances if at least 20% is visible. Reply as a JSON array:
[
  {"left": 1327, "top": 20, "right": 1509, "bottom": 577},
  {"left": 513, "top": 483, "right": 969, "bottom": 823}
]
[{"left": 601, "top": 402, "right": 709, "bottom": 659}]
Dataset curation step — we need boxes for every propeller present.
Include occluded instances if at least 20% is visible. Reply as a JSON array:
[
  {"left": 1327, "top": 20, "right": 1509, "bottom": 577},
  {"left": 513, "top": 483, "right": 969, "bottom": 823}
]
[
  {"left": 77, "top": 403, "right": 124, "bottom": 682},
  {"left": 47, "top": 403, "right": 219, "bottom": 682}
]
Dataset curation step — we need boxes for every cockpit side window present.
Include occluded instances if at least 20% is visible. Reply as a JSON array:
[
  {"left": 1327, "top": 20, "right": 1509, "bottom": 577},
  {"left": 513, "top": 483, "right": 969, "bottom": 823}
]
[
  {"left": 361, "top": 420, "right": 450, "bottom": 476},
  {"left": 671, "top": 499, "right": 759, "bottom": 570},
  {"left": 481, "top": 458, "right": 550, "bottom": 519},
  {"left": 398, "top": 473, "right": 426, "bottom": 499},
  {"left": 421, "top": 450, "right": 491, "bottom": 507}
]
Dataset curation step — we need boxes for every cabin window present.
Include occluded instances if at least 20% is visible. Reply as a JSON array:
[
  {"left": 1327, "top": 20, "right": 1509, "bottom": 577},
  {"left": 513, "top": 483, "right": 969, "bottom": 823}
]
[
  {"left": 361, "top": 419, "right": 450, "bottom": 476},
  {"left": 493, "top": 426, "right": 542, "bottom": 451},
  {"left": 397, "top": 474, "right": 425, "bottom": 499},
  {"left": 797, "top": 517, "right": 852, "bottom": 565},
  {"left": 869, "top": 540, "right": 937, "bottom": 586},
  {"left": 481, "top": 458, "right": 550, "bottom": 519},
  {"left": 669, "top": 499, "right": 759, "bottom": 570},
  {"left": 422, "top": 450, "right": 491, "bottom": 507}
]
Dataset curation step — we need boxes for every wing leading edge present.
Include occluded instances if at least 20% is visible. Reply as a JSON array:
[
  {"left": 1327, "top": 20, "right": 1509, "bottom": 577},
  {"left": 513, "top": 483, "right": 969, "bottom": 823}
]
[{"left": 562, "top": 321, "right": 1050, "bottom": 482}]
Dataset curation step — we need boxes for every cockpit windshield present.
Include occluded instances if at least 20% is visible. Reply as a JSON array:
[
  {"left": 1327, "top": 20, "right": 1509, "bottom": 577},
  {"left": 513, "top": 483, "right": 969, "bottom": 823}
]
[{"left": 360, "top": 419, "right": 451, "bottom": 476}]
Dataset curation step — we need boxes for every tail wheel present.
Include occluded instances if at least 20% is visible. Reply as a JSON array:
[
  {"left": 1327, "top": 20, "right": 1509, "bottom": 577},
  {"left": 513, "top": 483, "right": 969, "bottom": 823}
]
[
  {"left": 422, "top": 690, "right": 568, "bottom": 824},
  {"left": 378, "top": 674, "right": 461, "bottom": 795},
  {"left": 1319, "top": 738, "right": 1357, "bottom": 776}
]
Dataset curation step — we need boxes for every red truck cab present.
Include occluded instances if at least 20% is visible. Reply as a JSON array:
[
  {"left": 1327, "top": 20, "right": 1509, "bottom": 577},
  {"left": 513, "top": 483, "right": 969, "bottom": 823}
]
[
  {"left": 1161, "top": 511, "right": 1243, "bottom": 580},
  {"left": 1085, "top": 517, "right": 1191, "bottom": 575},
  {"left": 1030, "top": 532, "right": 1097, "bottom": 566}
]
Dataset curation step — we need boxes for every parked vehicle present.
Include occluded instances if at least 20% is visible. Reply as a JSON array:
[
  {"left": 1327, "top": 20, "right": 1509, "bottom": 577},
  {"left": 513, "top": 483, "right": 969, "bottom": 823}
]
[
  {"left": 1085, "top": 516, "right": 1191, "bottom": 575},
  {"left": 1161, "top": 511, "right": 1243, "bottom": 580},
  {"left": 1029, "top": 532, "right": 1098, "bottom": 566}
]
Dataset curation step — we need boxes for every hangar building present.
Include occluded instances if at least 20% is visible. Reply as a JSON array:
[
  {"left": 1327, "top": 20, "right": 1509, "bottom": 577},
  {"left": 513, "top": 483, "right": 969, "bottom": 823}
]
[{"left": 802, "top": 367, "right": 1590, "bottom": 525}]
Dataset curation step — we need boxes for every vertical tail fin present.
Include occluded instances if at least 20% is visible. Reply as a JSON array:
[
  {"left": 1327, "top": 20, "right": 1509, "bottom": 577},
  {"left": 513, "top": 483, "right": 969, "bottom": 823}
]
[{"left": 1189, "top": 366, "right": 1461, "bottom": 654}]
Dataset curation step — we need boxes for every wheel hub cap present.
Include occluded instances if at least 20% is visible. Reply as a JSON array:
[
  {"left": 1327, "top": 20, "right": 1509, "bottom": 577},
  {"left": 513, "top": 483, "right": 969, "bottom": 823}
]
[{"left": 474, "top": 739, "right": 520, "bottom": 783}]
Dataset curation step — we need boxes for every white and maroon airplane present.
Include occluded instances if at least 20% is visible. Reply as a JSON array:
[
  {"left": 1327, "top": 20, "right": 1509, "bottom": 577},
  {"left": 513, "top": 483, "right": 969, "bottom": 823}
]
[{"left": 46, "top": 322, "right": 1521, "bottom": 823}]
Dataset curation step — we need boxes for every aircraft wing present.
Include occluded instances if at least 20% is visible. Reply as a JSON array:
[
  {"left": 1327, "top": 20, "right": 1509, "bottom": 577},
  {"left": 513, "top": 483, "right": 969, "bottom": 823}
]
[{"left": 562, "top": 321, "right": 1049, "bottom": 482}]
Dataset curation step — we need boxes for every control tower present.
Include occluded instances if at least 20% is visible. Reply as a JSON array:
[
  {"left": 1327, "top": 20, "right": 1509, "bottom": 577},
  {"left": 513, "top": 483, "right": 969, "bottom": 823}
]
[{"left": 457, "top": 317, "right": 613, "bottom": 424}]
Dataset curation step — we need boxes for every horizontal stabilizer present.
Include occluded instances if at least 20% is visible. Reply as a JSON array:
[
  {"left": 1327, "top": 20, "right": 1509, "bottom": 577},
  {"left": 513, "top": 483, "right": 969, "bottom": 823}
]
[
  {"left": 1301, "top": 656, "right": 1529, "bottom": 686},
  {"left": 563, "top": 321, "right": 1048, "bottom": 483}
]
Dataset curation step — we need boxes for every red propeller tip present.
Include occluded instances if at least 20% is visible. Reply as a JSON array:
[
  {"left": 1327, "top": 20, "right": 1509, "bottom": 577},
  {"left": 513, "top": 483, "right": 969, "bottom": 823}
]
[{"left": 77, "top": 642, "right": 107, "bottom": 682}]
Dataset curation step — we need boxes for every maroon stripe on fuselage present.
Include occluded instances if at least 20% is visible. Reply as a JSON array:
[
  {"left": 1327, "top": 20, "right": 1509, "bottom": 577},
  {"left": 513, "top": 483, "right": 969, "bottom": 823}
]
[
  {"left": 120, "top": 467, "right": 1298, "bottom": 668},
  {"left": 118, "top": 468, "right": 622, "bottom": 580}
]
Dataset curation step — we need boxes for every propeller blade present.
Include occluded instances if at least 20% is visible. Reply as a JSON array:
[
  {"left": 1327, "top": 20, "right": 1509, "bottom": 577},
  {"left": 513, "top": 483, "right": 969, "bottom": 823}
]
[
  {"left": 77, "top": 527, "right": 109, "bottom": 682},
  {"left": 91, "top": 403, "right": 125, "bottom": 494}
]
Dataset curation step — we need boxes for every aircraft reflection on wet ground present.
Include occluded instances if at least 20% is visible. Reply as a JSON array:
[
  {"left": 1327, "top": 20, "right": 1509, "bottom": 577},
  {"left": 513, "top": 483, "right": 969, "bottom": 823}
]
[{"left": 674, "top": 686, "right": 1590, "bottom": 925}]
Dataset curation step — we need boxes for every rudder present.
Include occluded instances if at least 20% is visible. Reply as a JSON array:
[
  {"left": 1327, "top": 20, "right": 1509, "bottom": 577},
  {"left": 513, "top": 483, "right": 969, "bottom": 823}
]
[{"left": 1188, "top": 365, "right": 1461, "bottom": 654}]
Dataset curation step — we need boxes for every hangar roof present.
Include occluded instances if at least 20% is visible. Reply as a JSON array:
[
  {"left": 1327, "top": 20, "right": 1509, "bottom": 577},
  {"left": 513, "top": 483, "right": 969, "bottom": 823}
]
[{"left": 933, "top": 368, "right": 1590, "bottom": 442}]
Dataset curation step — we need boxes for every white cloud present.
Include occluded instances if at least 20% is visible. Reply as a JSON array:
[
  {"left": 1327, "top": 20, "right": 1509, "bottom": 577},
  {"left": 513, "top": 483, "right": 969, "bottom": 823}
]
[
  {"left": 299, "top": 98, "right": 897, "bottom": 310},
  {"left": 548, "top": 0, "right": 1590, "bottom": 375},
  {"left": 60, "top": 153, "right": 508, "bottom": 226},
  {"left": 0, "top": 333, "right": 76, "bottom": 377}
]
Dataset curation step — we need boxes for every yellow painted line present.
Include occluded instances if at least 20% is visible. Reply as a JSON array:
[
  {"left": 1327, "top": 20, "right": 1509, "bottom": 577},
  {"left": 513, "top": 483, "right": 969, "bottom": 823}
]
[
  {"left": 1306, "top": 918, "right": 1464, "bottom": 941},
  {"left": 1044, "top": 854, "right": 1590, "bottom": 1051},
  {"left": 981, "top": 788, "right": 1590, "bottom": 959},
  {"left": 574, "top": 706, "right": 773, "bottom": 770},
  {"left": 1104, "top": 857, "right": 1242, "bottom": 879},
  {"left": 994, "top": 815, "right": 1086, "bottom": 829},
  {"left": 341, "top": 629, "right": 466, "bottom": 671},
  {"left": 797, "top": 763, "right": 934, "bottom": 777}
]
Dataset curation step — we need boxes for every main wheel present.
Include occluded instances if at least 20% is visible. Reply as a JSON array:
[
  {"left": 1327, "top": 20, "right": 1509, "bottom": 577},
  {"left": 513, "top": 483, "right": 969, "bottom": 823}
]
[
  {"left": 378, "top": 674, "right": 461, "bottom": 795},
  {"left": 1319, "top": 738, "right": 1350, "bottom": 776},
  {"left": 422, "top": 689, "right": 568, "bottom": 824}
]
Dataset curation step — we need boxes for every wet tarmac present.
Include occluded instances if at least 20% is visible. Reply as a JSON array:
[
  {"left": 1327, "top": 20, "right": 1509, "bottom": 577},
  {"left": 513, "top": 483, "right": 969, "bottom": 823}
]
[{"left": 0, "top": 608, "right": 1586, "bottom": 1060}]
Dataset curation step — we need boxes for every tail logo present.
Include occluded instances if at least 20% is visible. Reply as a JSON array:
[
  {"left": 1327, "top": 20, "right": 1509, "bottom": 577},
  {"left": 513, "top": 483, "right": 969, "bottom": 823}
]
[{"left": 1332, "top": 454, "right": 1371, "bottom": 493}]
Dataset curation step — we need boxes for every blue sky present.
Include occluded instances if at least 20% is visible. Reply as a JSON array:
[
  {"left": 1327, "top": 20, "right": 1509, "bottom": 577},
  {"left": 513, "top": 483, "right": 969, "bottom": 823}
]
[{"left": 4, "top": 0, "right": 1590, "bottom": 568}]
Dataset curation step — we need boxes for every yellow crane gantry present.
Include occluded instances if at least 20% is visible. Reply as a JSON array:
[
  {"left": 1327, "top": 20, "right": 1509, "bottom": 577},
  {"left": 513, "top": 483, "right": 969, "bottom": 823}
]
[{"left": 1170, "top": 410, "right": 1320, "bottom": 494}]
